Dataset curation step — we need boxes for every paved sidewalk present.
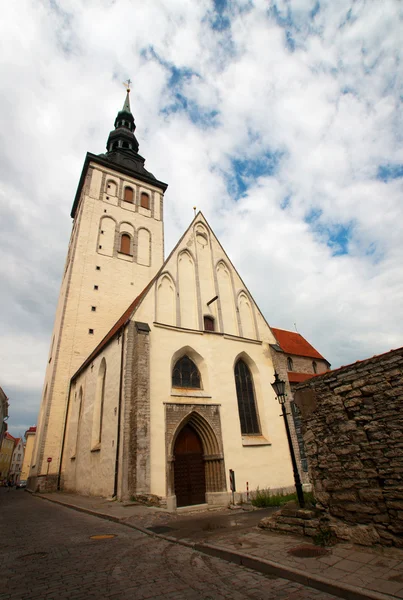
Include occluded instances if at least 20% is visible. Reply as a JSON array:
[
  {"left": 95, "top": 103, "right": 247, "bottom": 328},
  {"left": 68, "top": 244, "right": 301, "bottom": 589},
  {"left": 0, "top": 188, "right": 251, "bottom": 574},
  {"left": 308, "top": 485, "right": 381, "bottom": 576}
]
[{"left": 34, "top": 491, "right": 403, "bottom": 600}]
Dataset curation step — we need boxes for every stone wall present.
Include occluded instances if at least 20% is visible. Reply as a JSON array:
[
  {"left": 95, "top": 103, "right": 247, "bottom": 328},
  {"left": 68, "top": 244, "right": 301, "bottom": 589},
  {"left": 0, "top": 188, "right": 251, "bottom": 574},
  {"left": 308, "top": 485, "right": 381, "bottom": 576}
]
[{"left": 294, "top": 347, "right": 403, "bottom": 546}]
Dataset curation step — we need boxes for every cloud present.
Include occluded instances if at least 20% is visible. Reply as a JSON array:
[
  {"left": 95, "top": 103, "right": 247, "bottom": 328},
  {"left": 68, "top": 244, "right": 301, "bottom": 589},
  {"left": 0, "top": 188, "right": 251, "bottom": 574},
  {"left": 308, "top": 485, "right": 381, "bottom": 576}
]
[{"left": 1, "top": 0, "right": 403, "bottom": 436}]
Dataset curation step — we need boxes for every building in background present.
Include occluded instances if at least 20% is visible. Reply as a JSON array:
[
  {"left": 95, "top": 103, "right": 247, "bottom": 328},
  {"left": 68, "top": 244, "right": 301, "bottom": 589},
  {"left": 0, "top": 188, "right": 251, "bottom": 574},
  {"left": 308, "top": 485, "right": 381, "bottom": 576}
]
[
  {"left": 0, "top": 433, "right": 16, "bottom": 481},
  {"left": 0, "top": 387, "right": 9, "bottom": 447},
  {"left": 9, "top": 437, "right": 25, "bottom": 484},
  {"left": 20, "top": 427, "right": 36, "bottom": 482},
  {"left": 270, "top": 328, "right": 330, "bottom": 483}
]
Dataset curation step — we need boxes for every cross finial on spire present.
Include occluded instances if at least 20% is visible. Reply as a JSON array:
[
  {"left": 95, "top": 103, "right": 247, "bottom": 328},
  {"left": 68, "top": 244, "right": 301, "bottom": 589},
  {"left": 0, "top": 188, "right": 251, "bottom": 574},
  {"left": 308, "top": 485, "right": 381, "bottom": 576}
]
[{"left": 123, "top": 79, "right": 132, "bottom": 92}]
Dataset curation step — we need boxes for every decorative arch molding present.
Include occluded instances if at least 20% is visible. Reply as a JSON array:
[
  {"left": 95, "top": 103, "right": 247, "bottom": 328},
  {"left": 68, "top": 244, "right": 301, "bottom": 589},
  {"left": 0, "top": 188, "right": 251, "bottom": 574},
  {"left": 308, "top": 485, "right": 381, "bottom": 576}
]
[
  {"left": 165, "top": 405, "right": 227, "bottom": 501},
  {"left": 178, "top": 247, "right": 196, "bottom": 264},
  {"left": 105, "top": 179, "right": 118, "bottom": 196},
  {"left": 119, "top": 220, "right": 136, "bottom": 233},
  {"left": 171, "top": 346, "right": 209, "bottom": 394},
  {"left": 137, "top": 227, "right": 151, "bottom": 266},
  {"left": 216, "top": 259, "right": 238, "bottom": 336},
  {"left": 233, "top": 351, "right": 260, "bottom": 379},
  {"left": 155, "top": 271, "right": 177, "bottom": 325},
  {"left": 98, "top": 215, "right": 117, "bottom": 257},
  {"left": 237, "top": 290, "right": 257, "bottom": 339},
  {"left": 177, "top": 250, "right": 198, "bottom": 329}
]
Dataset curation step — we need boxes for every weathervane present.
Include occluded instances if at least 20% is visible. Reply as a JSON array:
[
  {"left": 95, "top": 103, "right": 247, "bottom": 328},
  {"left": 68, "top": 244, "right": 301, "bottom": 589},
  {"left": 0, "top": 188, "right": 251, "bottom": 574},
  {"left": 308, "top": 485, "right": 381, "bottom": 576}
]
[
  {"left": 193, "top": 206, "right": 197, "bottom": 217},
  {"left": 123, "top": 79, "right": 132, "bottom": 92}
]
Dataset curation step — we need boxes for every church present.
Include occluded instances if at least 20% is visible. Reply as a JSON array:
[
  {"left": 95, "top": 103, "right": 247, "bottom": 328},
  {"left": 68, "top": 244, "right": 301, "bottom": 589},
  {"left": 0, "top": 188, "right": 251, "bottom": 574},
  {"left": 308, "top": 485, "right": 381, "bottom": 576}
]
[{"left": 28, "top": 88, "right": 329, "bottom": 509}]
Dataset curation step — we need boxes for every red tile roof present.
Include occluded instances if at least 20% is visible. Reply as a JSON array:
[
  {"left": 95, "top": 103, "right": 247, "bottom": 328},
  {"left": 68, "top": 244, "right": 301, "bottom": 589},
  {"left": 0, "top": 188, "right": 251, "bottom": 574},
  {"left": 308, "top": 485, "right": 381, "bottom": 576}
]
[
  {"left": 26, "top": 426, "right": 36, "bottom": 433},
  {"left": 271, "top": 328, "right": 327, "bottom": 361},
  {"left": 287, "top": 372, "right": 317, "bottom": 383},
  {"left": 5, "top": 433, "right": 16, "bottom": 443}
]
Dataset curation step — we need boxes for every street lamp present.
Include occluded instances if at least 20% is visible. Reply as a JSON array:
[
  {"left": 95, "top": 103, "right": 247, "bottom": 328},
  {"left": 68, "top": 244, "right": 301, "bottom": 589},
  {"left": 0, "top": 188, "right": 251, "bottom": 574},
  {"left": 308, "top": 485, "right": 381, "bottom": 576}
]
[{"left": 271, "top": 372, "right": 305, "bottom": 508}]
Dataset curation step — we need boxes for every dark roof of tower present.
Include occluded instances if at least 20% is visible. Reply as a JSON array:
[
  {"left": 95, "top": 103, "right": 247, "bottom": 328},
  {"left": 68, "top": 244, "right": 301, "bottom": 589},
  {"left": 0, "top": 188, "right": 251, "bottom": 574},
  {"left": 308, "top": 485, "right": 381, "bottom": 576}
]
[{"left": 71, "top": 90, "right": 168, "bottom": 218}]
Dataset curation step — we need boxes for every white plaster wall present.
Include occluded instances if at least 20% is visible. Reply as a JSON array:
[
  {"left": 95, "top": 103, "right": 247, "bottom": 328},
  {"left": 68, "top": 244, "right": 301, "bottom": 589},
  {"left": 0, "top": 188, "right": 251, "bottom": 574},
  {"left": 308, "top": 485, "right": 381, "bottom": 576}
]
[
  {"left": 62, "top": 336, "right": 122, "bottom": 496},
  {"left": 32, "top": 161, "right": 165, "bottom": 481},
  {"left": 136, "top": 322, "right": 295, "bottom": 498},
  {"left": 133, "top": 213, "right": 293, "bottom": 499}
]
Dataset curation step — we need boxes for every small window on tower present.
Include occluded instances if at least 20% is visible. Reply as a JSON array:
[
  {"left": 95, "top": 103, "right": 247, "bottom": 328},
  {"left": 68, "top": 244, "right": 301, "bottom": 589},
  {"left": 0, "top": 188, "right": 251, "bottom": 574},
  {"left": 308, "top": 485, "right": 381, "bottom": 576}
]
[
  {"left": 119, "top": 234, "right": 131, "bottom": 255},
  {"left": 124, "top": 187, "right": 134, "bottom": 203},
  {"left": 203, "top": 316, "right": 215, "bottom": 331},
  {"left": 91, "top": 306, "right": 96, "bottom": 312},
  {"left": 94, "top": 285, "right": 98, "bottom": 290},
  {"left": 140, "top": 192, "right": 150, "bottom": 209},
  {"left": 312, "top": 361, "right": 317, "bottom": 374},
  {"left": 89, "top": 329, "right": 94, "bottom": 335}
]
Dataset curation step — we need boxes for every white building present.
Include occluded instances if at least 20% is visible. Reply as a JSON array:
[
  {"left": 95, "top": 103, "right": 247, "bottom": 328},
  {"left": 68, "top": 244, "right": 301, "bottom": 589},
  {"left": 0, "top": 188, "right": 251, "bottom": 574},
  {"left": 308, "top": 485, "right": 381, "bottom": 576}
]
[{"left": 30, "top": 89, "right": 328, "bottom": 508}]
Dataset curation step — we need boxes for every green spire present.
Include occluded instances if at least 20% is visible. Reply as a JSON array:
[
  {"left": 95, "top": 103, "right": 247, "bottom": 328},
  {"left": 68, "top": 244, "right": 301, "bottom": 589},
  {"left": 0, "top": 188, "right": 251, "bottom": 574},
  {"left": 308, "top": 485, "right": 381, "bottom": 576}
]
[{"left": 122, "top": 90, "right": 131, "bottom": 113}]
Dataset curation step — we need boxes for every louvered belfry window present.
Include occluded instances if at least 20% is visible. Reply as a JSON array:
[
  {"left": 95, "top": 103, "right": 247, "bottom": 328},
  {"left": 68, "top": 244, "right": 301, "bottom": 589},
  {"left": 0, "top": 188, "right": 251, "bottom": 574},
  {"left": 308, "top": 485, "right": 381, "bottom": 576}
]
[
  {"left": 124, "top": 187, "right": 134, "bottom": 203},
  {"left": 120, "top": 234, "right": 131, "bottom": 255},
  {"left": 234, "top": 359, "right": 260, "bottom": 434},
  {"left": 172, "top": 356, "right": 201, "bottom": 388},
  {"left": 141, "top": 192, "right": 150, "bottom": 209}
]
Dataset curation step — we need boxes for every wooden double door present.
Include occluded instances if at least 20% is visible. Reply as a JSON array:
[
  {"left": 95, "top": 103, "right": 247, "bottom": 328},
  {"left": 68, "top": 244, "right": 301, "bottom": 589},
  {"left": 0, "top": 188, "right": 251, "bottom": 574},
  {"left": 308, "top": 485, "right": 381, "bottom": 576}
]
[{"left": 174, "top": 425, "right": 206, "bottom": 507}]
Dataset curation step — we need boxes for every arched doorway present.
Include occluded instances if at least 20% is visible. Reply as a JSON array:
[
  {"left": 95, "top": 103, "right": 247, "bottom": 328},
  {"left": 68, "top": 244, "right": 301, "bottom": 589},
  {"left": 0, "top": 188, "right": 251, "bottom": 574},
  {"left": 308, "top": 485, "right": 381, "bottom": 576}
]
[{"left": 174, "top": 424, "right": 206, "bottom": 507}]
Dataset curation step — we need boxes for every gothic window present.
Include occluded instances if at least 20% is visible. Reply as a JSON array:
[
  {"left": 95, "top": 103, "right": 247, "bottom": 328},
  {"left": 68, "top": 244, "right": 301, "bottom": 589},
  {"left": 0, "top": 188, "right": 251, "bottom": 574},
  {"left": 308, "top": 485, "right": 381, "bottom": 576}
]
[
  {"left": 140, "top": 192, "right": 150, "bottom": 209},
  {"left": 172, "top": 356, "right": 201, "bottom": 388},
  {"left": 234, "top": 359, "right": 260, "bottom": 435},
  {"left": 287, "top": 357, "right": 293, "bottom": 371},
  {"left": 119, "top": 234, "right": 131, "bottom": 255},
  {"left": 312, "top": 361, "right": 317, "bottom": 374},
  {"left": 124, "top": 187, "right": 134, "bottom": 203},
  {"left": 203, "top": 316, "right": 215, "bottom": 331}
]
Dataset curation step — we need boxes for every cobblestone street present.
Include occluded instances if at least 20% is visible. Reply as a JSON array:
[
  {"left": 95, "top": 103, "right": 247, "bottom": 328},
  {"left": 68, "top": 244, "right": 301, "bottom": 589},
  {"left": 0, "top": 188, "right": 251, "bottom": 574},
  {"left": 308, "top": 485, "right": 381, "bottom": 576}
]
[{"left": 0, "top": 490, "right": 338, "bottom": 600}]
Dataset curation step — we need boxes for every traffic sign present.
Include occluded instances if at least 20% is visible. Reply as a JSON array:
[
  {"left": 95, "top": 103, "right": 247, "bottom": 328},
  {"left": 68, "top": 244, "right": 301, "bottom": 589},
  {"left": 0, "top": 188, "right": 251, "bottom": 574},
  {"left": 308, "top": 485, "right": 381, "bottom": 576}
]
[{"left": 47, "top": 457, "right": 52, "bottom": 463}]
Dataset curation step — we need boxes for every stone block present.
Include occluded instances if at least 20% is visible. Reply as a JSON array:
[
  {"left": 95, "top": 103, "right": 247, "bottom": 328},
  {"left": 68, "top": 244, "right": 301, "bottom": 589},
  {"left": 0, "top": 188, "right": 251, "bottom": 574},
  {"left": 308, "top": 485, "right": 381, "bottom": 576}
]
[
  {"left": 331, "top": 490, "right": 357, "bottom": 502},
  {"left": 329, "top": 522, "right": 380, "bottom": 546},
  {"left": 274, "top": 522, "right": 304, "bottom": 535},
  {"left": 358, "top": 488, "right": 383, "bottom": 502},
  {"left": 333, "top": 384, "right": 353, "bottom": 394}
]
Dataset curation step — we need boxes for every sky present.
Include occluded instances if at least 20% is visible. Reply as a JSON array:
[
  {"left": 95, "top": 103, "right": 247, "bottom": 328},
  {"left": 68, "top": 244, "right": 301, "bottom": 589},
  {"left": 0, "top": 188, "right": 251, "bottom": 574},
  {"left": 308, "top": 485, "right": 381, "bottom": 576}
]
[{"left": 1, "top": 0, "right": 403, "bottom": 438}]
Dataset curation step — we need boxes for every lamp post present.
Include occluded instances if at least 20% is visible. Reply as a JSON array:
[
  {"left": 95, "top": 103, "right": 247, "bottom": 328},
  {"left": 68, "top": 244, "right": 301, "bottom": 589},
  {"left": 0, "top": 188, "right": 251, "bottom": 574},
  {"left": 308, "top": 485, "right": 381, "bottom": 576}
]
[{"left": 271, "top": 372, "right": 305, "bottom": 508}]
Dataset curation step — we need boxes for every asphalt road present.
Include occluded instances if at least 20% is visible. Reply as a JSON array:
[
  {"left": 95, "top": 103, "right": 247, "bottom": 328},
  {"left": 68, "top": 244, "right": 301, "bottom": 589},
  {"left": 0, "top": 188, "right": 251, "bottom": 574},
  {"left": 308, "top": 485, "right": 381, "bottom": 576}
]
[{"left": 0, "top": 489, "right": 337, "bottom": 600}]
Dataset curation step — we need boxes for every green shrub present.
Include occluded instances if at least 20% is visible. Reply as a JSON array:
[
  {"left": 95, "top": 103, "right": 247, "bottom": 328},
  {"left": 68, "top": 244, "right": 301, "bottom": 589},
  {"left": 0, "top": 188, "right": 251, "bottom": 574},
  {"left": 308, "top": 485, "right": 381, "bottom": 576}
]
[{"left": 250, "top": 488, "right": 316, "bottom": 508}]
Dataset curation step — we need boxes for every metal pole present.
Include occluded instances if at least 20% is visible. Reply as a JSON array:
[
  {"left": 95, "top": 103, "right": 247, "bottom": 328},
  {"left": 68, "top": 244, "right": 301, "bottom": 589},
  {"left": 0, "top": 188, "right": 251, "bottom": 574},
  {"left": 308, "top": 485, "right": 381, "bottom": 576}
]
[{"left": 281, "top": 403, "right": 305, "bottom": 508}]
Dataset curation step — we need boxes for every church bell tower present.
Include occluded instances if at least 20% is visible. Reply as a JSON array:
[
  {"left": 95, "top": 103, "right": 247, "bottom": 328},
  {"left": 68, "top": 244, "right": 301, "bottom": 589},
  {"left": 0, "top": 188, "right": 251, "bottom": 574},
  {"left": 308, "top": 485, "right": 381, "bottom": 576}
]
[{"left": 29, "top": 86, "right": 168, "bottom": 491}]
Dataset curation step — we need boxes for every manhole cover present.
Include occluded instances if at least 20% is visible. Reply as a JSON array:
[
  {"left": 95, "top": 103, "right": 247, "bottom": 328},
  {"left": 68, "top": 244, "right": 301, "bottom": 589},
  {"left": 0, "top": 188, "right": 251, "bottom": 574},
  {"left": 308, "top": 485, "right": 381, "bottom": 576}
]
[
  {"left": 288, "top": 545, "right": 329, "bottom": 558},
  {"left": 18, "top": 552, "right": 48, "bottom": 560},
  {"left": 146, "top": 525, "right": 175, "bottom": 534},
  {"left": 90, "top": 534, "right": 117, "bottom": 540}
]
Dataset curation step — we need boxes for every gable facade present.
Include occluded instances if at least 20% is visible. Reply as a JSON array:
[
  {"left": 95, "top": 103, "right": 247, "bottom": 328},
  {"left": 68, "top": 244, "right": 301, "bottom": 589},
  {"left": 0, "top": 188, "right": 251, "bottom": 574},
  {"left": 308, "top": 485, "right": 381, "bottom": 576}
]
[{"left": 61, "top": 214, "right": 300, "bottom": 507}]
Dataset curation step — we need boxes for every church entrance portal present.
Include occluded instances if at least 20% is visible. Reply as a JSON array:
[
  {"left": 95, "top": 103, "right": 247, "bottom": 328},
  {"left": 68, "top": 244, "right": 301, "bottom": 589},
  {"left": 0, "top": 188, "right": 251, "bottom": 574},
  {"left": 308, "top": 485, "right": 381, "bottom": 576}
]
[{"left": 174, "top": 425, "right": 206, "bottom": 507}]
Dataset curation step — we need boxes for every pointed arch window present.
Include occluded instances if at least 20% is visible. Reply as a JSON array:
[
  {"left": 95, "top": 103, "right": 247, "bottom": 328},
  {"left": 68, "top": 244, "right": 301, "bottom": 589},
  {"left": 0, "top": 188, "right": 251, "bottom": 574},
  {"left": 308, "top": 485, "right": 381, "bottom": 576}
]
[
  {"left": 124, "top": 186, "right": 134, "bottom": 203},
  {"left": 234, "top": 359, "right": 260, "bottom": 434},
  {"left": 119, "top": 234, "right": 131, "bottom": 255},
  {"left": 140, "top": 192, "right": 150, "bottom": 209},
  {"left": 172, "top": 356, "right": 201, "bottom": 388},
  {"left": 287, "top": 357, "right": 294, "bottom": 371}
]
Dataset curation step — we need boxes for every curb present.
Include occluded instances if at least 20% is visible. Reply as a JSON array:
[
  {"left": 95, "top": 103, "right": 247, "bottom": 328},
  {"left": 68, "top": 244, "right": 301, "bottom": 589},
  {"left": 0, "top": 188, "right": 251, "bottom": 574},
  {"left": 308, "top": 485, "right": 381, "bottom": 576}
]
[{"left": 31, "top": 493, "right": 393, "bottom": 600}]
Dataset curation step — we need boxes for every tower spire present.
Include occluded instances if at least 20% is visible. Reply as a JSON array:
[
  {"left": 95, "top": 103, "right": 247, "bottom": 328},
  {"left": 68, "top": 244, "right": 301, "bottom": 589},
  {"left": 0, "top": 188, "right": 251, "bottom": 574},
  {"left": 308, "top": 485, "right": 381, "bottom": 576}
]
[{"left": 106, "top": 82, "right": 139, "bottom": 155}]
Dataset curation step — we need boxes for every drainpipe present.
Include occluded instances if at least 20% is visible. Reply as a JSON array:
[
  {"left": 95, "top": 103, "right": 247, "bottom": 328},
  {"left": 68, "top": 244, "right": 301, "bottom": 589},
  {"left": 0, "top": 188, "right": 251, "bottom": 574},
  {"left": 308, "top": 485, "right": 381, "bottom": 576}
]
[
  {"left": 113, "top": 325, "right": 126, "bottom": 498},
  {"left": 58, "top": 380, "right": 72, "bottom": 490}
]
